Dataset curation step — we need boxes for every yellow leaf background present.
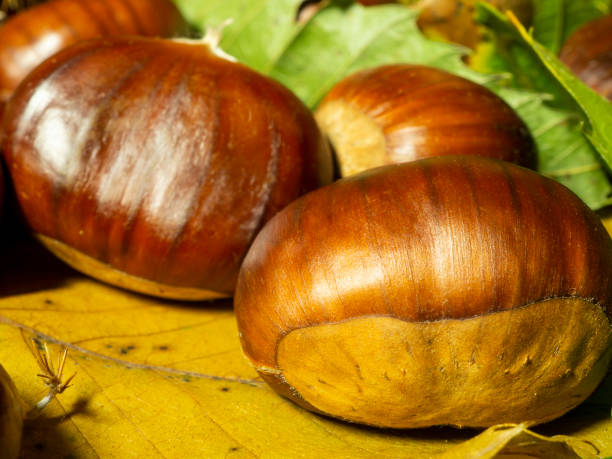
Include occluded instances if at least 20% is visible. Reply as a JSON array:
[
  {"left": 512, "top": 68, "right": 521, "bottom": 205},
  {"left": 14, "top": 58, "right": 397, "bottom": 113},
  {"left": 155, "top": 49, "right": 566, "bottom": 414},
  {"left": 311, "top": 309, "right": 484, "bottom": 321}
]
[{"left": 0, "top": 238, "right": 611, "bottom": 458}]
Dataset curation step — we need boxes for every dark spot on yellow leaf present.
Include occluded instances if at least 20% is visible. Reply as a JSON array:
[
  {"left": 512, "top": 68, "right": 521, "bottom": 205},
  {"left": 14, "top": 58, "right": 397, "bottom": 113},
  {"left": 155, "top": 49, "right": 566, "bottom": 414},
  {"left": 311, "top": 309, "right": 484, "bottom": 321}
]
[
  {"left": 44, "top": 299, "right": 53, "bottom": 305},
  {"left": 221, "top": 387, "right": 229, "bottom": 392},
  {"left": 158, "top": 345, "right": 169, "bottom": 351},
  {"left": 120, "top": 345, "right": 136, "bottom": 355}
]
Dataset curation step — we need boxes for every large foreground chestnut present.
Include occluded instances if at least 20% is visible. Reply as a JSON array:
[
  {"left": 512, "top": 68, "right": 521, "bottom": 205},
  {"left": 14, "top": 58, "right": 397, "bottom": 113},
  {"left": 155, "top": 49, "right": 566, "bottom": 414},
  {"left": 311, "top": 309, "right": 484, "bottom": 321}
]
[
  {"left": 315, "top": 65, "right": 535, "bottom": 177},
  {"left": 235, "top": 155, "right": 612, "bottom": 428},
  {"left": 560, "top": 15, "right": 612, "bottom": 101},
  {"left": 0, "top": 0, "right": 188, "bottom": 105},
  {"left": 2, "top": 36, "right": 332, "bottom": 299}
]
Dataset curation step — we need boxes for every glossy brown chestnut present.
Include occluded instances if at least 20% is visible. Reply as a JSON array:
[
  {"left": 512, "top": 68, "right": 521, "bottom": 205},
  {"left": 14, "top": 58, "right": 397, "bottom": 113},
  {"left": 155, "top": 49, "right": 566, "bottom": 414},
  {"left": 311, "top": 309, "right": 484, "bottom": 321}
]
[
  {"left": 315, "top": 65, "right": 535, "bottom": 177},
  {"left": 2, "top": 36, "right": 332, "bottom": 299},
  {"left": 560, "top": 15, "right": 612, "bottom": 101},
  {"left": 235, "top": 155, "right": 612, "bottom": 428},
  {"left": 0, "top": 0, "right": 188, "bottom": 104}
]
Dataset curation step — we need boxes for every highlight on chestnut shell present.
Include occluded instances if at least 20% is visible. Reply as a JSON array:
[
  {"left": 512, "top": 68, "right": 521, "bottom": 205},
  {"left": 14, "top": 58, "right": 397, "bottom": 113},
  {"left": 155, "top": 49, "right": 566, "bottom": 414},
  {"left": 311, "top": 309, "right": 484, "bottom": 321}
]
[
  {"left": 559, "top": 14, "right": 612, "bottom": 101},
  {"left": 0, "top": 0, "right": 189, "bottom": 104},
  {"left": 2, "top": 36, "right": 333, "bottom": 300},
  {"left": 235, "top": 155, "right": 612, "bottom": 429},
  {"left": 315, "top": 64, "right": 535, "bottom": 177}
]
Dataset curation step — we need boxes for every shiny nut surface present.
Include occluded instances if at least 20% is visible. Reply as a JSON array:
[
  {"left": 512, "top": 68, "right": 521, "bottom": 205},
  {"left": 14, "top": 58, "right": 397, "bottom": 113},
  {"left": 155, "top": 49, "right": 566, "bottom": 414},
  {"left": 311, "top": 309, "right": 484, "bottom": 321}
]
[
  {"left": 235, "top": 155, "right": 612, "bottom": 428},
  {"left": 2, "top": 36, "right": 332, "bottom": 298},
  {"left": 0, "top": 0, "right": 188, "bottom": 104},
  {"left": 315, "top": 65, "right": 535, "bottom": 177}
]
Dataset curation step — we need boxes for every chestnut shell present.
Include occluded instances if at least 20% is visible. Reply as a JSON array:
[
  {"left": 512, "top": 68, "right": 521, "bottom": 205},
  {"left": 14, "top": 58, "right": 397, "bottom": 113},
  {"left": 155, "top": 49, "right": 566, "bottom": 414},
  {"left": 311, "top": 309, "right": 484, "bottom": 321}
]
[
  {"left": 235, "top": 155, "right": 612, "bottom": 428},
  {"left": 0, "top": 364, "right": 23, "bottom": 459},
  {"left": 2, "top": 36, "right": 332, "bottom": 297},
  {"left": 315, "top": 65, "right": 535, "bottom": 177},
  {"left": 0, "top": 0, "right": 188, "bottom": 104},
  {"left": 560, "top": 15, "right": 612, "bottom": 101}
]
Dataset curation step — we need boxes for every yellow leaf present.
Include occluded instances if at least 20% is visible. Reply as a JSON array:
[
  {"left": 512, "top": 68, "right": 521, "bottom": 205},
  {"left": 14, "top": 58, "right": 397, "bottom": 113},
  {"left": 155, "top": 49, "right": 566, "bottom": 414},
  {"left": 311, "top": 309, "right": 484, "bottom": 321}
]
[
  {"left": 0, "top": 240, "right": 610, "bottom": 457},
  {"left": 439, "top": 424, "right": 601, "bottom": 458}
]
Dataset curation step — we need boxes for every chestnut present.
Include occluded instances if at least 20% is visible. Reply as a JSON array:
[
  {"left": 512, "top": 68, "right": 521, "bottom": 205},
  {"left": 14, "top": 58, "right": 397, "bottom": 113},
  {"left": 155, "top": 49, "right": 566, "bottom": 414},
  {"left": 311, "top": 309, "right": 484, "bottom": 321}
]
[
  {"left": 0, "top": 0, "right": 188, "bottom": 105},
  {"left": 315, "top": 65, "right": 535, "bottom": 177},
  {"left": 559, "top": 15, "right": 612, "bottom": 101},
  {"left": 0, "top": 364, "right": 22, "bottom": 459},
  {"left": 2, "top": 36, "right": 332, "bottom": 300},
  {"left": 235, "top": 155, "right": 612, "bottom": 428}
]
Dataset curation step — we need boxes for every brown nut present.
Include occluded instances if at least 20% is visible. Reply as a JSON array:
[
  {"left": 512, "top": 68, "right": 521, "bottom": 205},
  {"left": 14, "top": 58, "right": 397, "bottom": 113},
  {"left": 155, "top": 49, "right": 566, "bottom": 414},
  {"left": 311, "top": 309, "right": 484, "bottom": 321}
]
[
  {"left": 0, "top": 0, "right": 188, "bottom": 105},
  {"left": 2, "top": 36, "right": 333, "bottom": 300},
  {"left": 315, "top": 65, "right": 535, "bottom": 177},
  {"left": 235, "top": 155, "right": 612, "bottom": 428},
  {"left": 560, "top": 15, "right": 612, "bottom": 101}
]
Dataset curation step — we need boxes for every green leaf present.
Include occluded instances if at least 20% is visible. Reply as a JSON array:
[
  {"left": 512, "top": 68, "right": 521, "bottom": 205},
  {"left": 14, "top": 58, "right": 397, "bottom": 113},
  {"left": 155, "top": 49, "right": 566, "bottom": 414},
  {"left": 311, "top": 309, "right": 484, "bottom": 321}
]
[
  {"left": 493, "top": 87, "right": 612, "bottom": 209},
  {"left": 172, "top": 0, "right": 306, "bottom": 75},
  {"left": 507, "top": 13, "right": 612, "bottom": 171},
  {"left": 531, "top": 0, "right": 564, "bottom": 53},
  {"left": 175, "top": 2, "right": 491, "bottom": 108},
  {"left": 267, "top": 4, "right": 491, "bottom": 108},
  {"left": 473, "top": 3, "right": 574, "bottom": 105},
  {"left": 172, "top": 0, "right": 612, "bottom": 209},
  {"left": 531, "top": 0, "right": 611, "bottom": 54}
]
